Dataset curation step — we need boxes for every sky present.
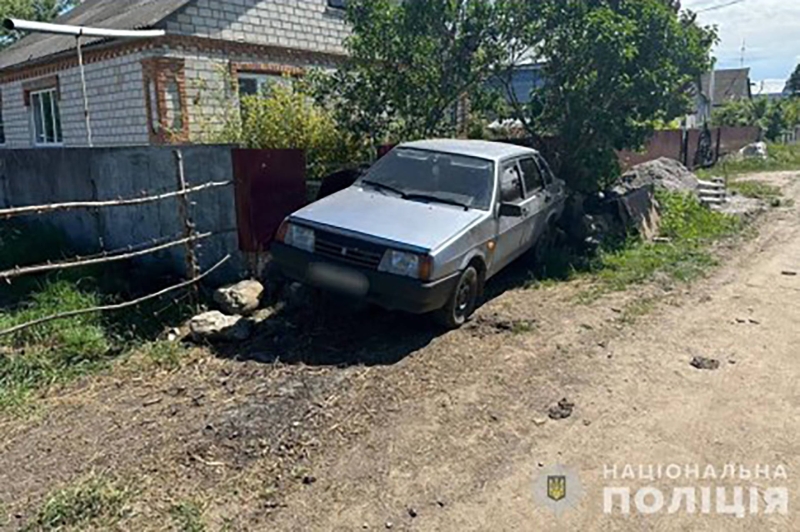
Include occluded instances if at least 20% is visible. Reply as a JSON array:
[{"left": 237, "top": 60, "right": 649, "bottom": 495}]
[{"left": 682, "top": 0, "right": 800, "bottom": 85}]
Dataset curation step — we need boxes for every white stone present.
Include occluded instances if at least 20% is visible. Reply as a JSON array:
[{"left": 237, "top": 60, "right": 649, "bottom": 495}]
[
  {"left": 213, "top": 280, "right": 264, "bottom": 316},
  {"left": 189, "top": 311, "right": 252, "bottom": 343}
]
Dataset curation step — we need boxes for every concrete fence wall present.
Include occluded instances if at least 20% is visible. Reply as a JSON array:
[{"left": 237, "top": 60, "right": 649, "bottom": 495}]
[
  {"left": 619, "top": 126, "right": 762, "bottom": 170},
  {"left": 0, "top": 145, "right": 248, "bottom": 283}
]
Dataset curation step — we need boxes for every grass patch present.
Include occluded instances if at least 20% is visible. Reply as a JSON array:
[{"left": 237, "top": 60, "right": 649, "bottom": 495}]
[
  {"left": 23, "top": 476, "right": 130, "bottom": 531},
  {"left": 136, "top": 341, "right": 193, "bottom": 371},
  {"left": 170, "top": 500, "right": 207, "bottom": 532},
  {"left": 696, "top": 143, "right": 800, "bottom": 179},
  {"left": 0, "top": 222, "right": 199, "bottom": 413},
  {"left": 617, "top": 298, "right": 658, "bottom": 325},
  {"left": 0, "top": 281, "right": 112, "bottom": 412},
  {"left": 728, "top": 180, "right": 782, "bottom": 201},
  {"left": 584, "top": 191, "right": 741, "bottom": 297}
]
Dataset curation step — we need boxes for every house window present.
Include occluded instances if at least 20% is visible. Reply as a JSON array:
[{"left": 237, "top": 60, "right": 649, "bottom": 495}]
[
  {"left": 327, "top": 0, "right": 347, "bottom": 9},
  {"left": 164, "top": 79, "right": 184, "bottom": 131},
  {"left": 237, "top": 72, "right": 286, "bottom": 97},
  {"left": 141, "top": 58, "right": 188, "bottom": 144},
  {"left": 31, "top": 88, "right": 63, "bottom": 146}
]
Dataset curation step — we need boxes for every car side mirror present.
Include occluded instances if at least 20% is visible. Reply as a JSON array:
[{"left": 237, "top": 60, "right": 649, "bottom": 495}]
[{"left": 499, "top": 203, "right": 524, "bottom": 218}]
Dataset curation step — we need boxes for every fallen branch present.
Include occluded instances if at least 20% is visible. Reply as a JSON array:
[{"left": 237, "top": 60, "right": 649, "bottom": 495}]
[
  {"left": 0, "top": 255, "right": 231, "bottom": 338},
  {"left": 0, "top": 180, "right": 233, "bottom": 219},
  {"left": 0, "top": 232, "right": 221, "bottom": 281}
]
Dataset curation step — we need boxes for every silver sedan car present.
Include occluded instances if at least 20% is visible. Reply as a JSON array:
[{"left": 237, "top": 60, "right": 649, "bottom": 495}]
[{"left": 273, "top": 139, "right": 566, "bottom": 328}]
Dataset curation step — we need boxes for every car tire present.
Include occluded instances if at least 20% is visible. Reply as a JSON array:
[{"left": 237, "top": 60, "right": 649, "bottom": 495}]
[
  {"left": 533, "top": 221, "right": 562, "bottom": 264},
  {"left": 435, "top": 266, "right": 479, "bottom": 330}
]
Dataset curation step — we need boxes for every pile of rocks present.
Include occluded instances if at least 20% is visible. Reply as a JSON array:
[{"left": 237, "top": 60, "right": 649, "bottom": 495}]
[
  {"left": 188, "top": 280, "right": 276, "bottom": 343},
  {"left": 614, "top": 157, "right": 700, "bottom": 196}
]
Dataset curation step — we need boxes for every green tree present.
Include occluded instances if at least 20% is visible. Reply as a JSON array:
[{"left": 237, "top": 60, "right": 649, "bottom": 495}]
[
  {"left": 713, "top": 97, "right": 794, "bottom": 142},
  {"left": 786, "top": 63, "right": 800, "bottom": 98},
  {"left": 317, "top": 0, "right": 520, "bottom": 147},
  {"left": 495, "top": 0, "right": 717, "bottom": 191},
  {"left": 205, "top": 79, "right": 367, "bottom": 180},
  {"left": 0, "top": 0, "right": 77, "bottom": 47}
]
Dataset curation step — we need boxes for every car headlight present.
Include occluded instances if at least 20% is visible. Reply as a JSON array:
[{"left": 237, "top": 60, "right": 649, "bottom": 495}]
[
  {"left": 379, "top": 250, "right": 432, "bottom": 280},
  {"left": 281, "top": 223, "right": 315, "bottom": 253}
]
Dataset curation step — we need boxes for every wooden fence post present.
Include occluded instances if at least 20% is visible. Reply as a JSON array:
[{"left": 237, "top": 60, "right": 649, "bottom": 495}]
[{"left": 174, "top": 150, "right": 201, "bottom": 300}]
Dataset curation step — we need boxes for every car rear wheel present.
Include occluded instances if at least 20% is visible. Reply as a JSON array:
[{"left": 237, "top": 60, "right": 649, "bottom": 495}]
[{"left": 435, "top": 266, "right": 479, "bottom": 329}]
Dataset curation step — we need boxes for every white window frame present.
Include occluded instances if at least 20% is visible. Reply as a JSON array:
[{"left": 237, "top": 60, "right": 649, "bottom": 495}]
[
  {"left": 30, "top": 88, "right": 63, "bottom": 147},
  {"left": 237, "top": 72, "right": 287, "bottom": 96}
]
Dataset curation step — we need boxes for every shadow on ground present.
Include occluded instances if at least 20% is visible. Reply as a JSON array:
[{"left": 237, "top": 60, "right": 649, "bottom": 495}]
[{"left": 211, "top": 242, "right": 593, "bottom": 369}]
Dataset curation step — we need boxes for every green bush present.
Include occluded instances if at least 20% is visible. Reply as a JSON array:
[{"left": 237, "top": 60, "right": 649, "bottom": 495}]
[
  {"left": 658, "top": 191, "right": 741, "bottom": 241},
  {"left": 199, "top": 76, "right": 369, "bottom": 180},
  {"left": 589, "top": 191, "right": 740, "bottom": 294}
]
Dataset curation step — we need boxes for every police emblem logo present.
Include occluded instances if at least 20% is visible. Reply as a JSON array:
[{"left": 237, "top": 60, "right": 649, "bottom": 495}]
[
  {"left": 547, "top": 475, "right": 567, "bottom": 502},
  {"left": 533, "top": 465, "right": 583, "bottom": 516}
]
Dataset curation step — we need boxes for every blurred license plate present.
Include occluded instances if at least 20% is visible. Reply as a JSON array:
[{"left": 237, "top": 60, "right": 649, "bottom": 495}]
[{"left": 307, "top": 263, "right": 369, "bottom": 297}]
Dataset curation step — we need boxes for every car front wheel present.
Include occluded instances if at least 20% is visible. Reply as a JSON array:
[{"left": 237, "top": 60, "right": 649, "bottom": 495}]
[{"left": 435, "top": 266, "right": 479, "bottom": 329}]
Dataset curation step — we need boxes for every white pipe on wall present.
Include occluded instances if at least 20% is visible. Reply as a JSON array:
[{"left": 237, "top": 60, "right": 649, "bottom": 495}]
[
  {"left": 3, "top": 18, "right": 166, "bottom": 39},
  {"left": 4, "top": 18, "right": 166, "bottom": 147}
]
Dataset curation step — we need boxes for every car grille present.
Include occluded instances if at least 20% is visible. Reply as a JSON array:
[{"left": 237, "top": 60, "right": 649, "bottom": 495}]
[{"left": 314, "top": 231, "right": 386, "bottom": 270}]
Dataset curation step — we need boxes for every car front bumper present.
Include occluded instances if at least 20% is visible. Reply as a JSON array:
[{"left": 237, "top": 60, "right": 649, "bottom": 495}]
[{"left": 272, "top": 243, "right": 459, "bottom": 314}]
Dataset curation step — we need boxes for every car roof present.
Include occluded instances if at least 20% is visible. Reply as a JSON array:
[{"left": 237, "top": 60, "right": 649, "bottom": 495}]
[{"left": 398, "top": 139, "right": 539, "bottom": 162}]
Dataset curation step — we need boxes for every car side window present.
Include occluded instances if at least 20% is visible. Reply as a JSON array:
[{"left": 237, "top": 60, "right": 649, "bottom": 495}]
[
  {"left": 535, "top": 155, "right": 555, "bottom": 185},
  {"left": 500, "top": 164, "right": 524, "bottom": 204},
  {"left": 519, "top": 157, "right": 544, "bottom": 196}
]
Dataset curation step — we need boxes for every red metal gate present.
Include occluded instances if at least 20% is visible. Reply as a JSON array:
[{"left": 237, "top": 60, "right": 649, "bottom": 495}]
[{"left": 233, "top": 148, "right": 306, "bottom": 252}]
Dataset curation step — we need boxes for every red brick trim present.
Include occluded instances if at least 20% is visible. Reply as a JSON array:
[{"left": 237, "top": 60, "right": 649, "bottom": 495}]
[
  {"left": 0, "top": 35, "right": 346, "bottom": 84},
  {"left": 22, "top": 75, "right": 60, "bottom": 106},
  {"left": 231, "top": 62, "right": 305, "bottom": 77},
  {"left": 142, "top": 58, "right": 190, "bottom": 145},
  {"left": 1, "top": 40, "right": 154, "bottom": 84}
]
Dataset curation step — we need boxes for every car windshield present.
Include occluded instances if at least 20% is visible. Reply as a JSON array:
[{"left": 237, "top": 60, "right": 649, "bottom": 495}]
[{"left": 358, "top": 148, "right": 495, "bottom": 211}]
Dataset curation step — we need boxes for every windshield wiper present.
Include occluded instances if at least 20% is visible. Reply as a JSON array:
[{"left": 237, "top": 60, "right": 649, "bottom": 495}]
[
  {"left": 361, "top": 180, "right": 407, "bottom": 198},
  {"left": 404, "top": 193, "right": 471, "bottom": 211}
]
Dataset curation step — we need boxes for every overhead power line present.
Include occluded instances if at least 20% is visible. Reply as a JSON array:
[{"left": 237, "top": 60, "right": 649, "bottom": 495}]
[{"left": 696, "top": 0, "right": 746, "bottom": 13}]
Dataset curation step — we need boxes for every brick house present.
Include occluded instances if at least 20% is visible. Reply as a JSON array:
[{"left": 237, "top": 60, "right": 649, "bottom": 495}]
[{"left": 0, "top": 0, "right": 349, "bottom": 148}]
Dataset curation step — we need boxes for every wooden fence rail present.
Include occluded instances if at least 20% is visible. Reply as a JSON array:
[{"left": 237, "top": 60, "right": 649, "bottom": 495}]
[
  {"left": 0, "top": 231, "right": 218, "bottom": 281},
  {"left": 0, "top": 180, "right": 232, "bottom": 219},
  {"left": 0, "top": 148, "right": 231, "bottom": 338},
  {"left": 0, "top": 255, "right": 231, "bottom": 338}
]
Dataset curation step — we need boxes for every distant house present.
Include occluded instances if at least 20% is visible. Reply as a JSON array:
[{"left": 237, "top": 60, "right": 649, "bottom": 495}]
[
  {"left": 491, "top": 63, "right": 545, "bottom": 105},
  {"left": 0, "top": 0, "right": 349, "bottom": 148},
  {"left": 752, "top": 79, "right": 788, "bottom": 101},
  {"left": 688, "top": 68, "right": 752, "bottom": 127}
]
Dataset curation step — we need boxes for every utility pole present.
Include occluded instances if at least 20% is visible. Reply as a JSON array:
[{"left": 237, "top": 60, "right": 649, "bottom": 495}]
[{"left": 740, "top": 39, "right": 746, "bottom": 68}]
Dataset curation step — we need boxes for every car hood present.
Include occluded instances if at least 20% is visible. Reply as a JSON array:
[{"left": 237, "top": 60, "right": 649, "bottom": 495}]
[{"left": 291, "top": 186, "right": 485, "bottom": 252}]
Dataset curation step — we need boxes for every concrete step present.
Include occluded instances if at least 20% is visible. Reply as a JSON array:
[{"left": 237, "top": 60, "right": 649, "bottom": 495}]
[
  {"left": 699, "top": 190, "right": 727, "bottom": 197},
  {"left": 698, "top": 180, "right": 726, "bottom": 190},
  {"left": 701, "top": 197, "right": 726, "bottom": 205}
]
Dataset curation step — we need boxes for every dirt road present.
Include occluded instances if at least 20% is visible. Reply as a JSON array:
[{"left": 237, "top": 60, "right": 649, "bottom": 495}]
[
  {"left": 1, "top": 171, "right": 798, "bottom": 531},
  {"left": 267, "top": 171, "right": 800, "bottom": 531}
]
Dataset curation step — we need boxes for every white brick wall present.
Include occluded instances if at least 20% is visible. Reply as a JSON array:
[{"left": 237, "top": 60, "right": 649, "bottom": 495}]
[
  {"left": 0, "top": 52, "right": 150, "bottom": 149},
  {"left": 172, "top": 47, "right": 336, "bottom": 140},
  {"left": 165, "top": 0, "right": 349, "bottom": 55},
  {"left": 0, "top": 1, "right": 349, "bottom": 149}
]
